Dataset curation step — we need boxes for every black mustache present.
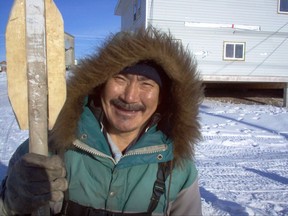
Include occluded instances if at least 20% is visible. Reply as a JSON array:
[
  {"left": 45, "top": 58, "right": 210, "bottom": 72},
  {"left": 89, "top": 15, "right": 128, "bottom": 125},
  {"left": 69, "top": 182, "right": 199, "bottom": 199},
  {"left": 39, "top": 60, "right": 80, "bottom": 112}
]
[{"left": 111, "top": 99, "right": 146, "bottom": 112}]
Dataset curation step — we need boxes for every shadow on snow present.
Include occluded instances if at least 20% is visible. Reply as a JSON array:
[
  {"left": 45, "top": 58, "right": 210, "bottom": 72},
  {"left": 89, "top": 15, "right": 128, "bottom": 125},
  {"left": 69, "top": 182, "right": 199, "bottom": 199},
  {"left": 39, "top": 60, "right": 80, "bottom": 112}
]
[
  {"left": 244, "top": 167, "right": 288, "bottom": 185},
  {"left": 200, "top": 186, "right": 249, "bottom": 216}
]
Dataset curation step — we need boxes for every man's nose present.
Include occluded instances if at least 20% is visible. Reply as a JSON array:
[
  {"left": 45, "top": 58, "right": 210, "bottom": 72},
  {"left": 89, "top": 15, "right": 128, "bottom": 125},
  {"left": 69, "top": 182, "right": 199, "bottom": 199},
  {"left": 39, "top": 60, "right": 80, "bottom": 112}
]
[{"left": 122, "top": 82, "right": 139, "bottom": 103}]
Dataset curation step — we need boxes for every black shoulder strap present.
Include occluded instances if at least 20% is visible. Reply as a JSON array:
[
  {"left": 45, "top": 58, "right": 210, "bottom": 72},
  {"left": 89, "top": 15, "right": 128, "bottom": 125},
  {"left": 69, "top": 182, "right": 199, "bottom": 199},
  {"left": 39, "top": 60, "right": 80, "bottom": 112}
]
[
  {"left": 147, "top": 161, "right": 172, "bottom": 213},
  {"left": 60, "top": 161, "right": 172, "bottom": 216}
]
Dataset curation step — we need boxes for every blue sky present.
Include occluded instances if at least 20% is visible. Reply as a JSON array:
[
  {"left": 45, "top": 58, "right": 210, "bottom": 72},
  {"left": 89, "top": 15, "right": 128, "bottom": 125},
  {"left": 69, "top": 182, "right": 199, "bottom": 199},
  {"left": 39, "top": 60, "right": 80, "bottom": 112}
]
[{"left": 0, "top": 0, "right": 121, "bottom": 61}]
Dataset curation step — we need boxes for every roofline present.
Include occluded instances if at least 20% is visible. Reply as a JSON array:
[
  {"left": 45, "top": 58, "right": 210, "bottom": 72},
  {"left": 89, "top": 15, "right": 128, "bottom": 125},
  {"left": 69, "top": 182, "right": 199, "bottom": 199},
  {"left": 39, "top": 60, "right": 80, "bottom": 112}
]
[
  {"left": 114, "top": 0, "right": 121, "bottom": 15},
  {"left": 64, "top": 32, "right": 75, "bottom": 38},
  {"left": 202, "top": 75, "right": 288, "bottom": 83},
  {"left": 114, "top": 0, "right": 129, "bottom": 16}
]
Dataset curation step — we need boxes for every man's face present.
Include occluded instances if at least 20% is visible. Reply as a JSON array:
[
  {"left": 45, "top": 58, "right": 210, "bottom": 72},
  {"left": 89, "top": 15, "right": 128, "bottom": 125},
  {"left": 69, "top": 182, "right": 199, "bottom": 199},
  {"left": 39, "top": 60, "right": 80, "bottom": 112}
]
[{"left": 101, "top": 73, "right": 160, "bottom": 136}]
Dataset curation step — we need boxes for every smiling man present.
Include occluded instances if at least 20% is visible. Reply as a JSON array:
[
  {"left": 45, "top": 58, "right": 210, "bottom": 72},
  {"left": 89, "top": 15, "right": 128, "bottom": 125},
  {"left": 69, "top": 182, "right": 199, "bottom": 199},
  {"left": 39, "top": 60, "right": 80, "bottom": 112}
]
[
  {"left": 101, "top": 61, "right": 164, "bottom": 152},
  {"left": 1, "top": 28, "right": 203, "bottom": 215}
]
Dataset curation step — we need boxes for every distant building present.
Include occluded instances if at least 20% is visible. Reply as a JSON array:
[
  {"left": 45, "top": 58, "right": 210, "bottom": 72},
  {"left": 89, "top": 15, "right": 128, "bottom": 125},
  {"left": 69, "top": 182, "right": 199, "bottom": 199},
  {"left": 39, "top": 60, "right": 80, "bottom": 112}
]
[
  {"left": 2, "top": 33, "right": 74, "bottom": 72},
  {"left": 0, "top": 61, "right": 7, "bottom": 72},
  {"left": 115, "top": 0, "right": 288, "bottom": 106},
  {"left": 65, "top": 32, "right": 75, "bottom": 70}
]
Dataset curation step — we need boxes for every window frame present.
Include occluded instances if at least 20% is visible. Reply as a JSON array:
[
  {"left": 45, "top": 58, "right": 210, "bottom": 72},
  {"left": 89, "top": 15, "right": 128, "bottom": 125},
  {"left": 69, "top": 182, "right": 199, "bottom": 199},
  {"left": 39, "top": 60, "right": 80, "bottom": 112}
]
[
  {"left": 133, "top": 0, "right": 141, "bottom": 21},
  {"left": 278, "top": 0, "right": 288, "bottom": 14},
  {"left": 223, "top": 41, "right": 246, "bottom": 61}
]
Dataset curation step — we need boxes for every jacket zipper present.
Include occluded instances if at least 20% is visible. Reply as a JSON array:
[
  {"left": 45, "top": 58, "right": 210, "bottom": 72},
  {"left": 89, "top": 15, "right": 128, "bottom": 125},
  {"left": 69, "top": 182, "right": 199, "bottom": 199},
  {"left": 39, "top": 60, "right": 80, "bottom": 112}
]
[
  {"left": 73, "top": 139, "right": 116, "bottom": 163},
  {"left": 72, "top": 139, "right": 168, "bottom": 164},
  {"left": 121, "top": 144, "right": 168, "bottom": 159}
]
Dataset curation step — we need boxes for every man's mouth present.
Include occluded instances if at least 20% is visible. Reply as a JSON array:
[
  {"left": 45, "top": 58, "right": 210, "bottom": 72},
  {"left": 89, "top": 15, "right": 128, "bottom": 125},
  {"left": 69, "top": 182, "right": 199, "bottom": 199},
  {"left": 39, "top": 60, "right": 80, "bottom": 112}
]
[{"left": 111, "top": 99, "right": 145, "bottom": 112}]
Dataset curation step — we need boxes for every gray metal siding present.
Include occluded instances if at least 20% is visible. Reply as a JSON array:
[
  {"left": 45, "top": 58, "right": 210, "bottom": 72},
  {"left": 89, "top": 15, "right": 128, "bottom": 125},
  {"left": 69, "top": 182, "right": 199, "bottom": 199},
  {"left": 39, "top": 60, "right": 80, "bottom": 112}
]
[
  {"left": 147, "top": 0, "right": 288, "bottom": 32},
  {"left": 145, "top": 0, "right": 288, "bottom": 78},
  {"left": 120, "top": 0, "right": 146, "bottom": 31},
  {"left": 118, "top": 0, "right": 288, "bottom": 80}
]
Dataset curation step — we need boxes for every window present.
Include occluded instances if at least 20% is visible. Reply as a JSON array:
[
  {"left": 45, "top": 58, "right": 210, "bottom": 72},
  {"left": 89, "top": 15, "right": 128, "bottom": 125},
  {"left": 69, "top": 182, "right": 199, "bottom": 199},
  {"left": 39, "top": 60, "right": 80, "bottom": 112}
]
[
  {"left": 223, "top": 42, "right": 246, "bottom": 61},
  {"left": 133, "top": 0, "right": 141, "bottom": 21},
  {"left": 278, "top": 0, "right": 288, "bottom": 13}
]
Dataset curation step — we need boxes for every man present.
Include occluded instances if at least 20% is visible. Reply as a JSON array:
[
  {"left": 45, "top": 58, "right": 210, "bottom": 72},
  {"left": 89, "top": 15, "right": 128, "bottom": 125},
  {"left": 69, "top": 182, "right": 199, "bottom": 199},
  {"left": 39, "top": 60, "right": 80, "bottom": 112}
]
[{"left": 0, "top": 27, "right": 203, "bottom": 215}]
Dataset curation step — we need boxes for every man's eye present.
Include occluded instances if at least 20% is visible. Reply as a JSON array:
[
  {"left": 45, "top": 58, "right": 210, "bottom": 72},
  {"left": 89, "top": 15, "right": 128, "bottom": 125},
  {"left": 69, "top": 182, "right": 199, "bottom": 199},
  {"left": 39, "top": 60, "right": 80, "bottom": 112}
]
[
  {"left": 141, "top": 81, "right": 155, "bottom": 88},
  {"left": 114, "top": 75, "right": 126, "bottom": 82},
  {"left": 143, "top": 82, "right": 153, "bottom": 86}
]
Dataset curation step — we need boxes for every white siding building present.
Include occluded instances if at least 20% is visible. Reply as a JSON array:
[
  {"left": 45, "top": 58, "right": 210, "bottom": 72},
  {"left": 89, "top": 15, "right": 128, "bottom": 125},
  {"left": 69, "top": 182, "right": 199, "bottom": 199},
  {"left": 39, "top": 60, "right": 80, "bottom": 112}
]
[
  {"left": 64, "top": 32, "right": 75, "bottom": 70},
  {"left": 115, "top": 0, "right": 288, "bottom": 106}
]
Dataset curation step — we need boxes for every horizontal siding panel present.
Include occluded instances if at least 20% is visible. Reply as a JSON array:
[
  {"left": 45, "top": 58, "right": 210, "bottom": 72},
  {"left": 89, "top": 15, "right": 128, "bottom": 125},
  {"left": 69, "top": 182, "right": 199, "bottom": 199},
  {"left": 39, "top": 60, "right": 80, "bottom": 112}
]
[
  {"left": 148, "top": 21, "right": 288, "bottom": 77},
  {"left": 119, "top": 1, "right": 146, "bottom": 31},
  {"left": 118, "top": 0, "right": 288, "bottom": 79},
  {"left": 147, "top": 0, "right": 288, "bottom": 33},
  {"left": 199, "top": 63, "right": 288, "bottom": 77}
]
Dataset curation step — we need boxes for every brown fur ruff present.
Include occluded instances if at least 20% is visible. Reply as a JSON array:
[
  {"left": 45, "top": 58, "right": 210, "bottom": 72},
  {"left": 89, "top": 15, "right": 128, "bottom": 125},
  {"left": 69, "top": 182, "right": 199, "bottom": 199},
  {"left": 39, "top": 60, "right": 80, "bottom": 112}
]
[{"left": 49, "top": 27, "right": 203, "bottom": 163}]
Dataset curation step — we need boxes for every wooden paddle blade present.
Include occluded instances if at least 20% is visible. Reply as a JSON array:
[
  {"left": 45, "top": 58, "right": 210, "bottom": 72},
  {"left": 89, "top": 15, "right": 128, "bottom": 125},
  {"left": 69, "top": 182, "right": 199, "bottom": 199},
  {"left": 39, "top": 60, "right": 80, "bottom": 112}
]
[
  {"left": 6, "top": 0, "right": 28, "bottom": 130},
  {"left": 46, "top": 0, "right": 66, "bottom": 130},
  {"left": 6, "top": 0, "right": 66, "bottom": 130}
]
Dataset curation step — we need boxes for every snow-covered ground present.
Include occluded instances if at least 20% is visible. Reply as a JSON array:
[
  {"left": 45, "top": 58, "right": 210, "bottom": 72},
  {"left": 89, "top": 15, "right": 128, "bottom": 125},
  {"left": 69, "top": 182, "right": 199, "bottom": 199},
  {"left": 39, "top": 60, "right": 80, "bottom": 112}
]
[
  {"left": 0, "top": 72, "right": 287, "bottom": 215},
  {"left": 198, "top": 100, "right": 288, "bottom": 216}
]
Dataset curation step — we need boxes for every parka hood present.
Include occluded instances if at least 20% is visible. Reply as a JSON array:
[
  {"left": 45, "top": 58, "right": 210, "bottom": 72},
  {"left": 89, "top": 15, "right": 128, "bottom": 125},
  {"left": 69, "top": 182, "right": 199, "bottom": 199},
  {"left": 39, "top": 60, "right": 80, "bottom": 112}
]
[{"left": 49, "top": 27, "right": 203, "bottom": 162}]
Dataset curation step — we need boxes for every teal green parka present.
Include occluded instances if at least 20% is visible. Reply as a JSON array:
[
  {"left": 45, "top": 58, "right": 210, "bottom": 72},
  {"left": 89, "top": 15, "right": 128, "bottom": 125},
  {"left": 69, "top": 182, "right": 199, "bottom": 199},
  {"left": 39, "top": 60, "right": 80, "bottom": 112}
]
[{"left": 3, "top": 28, "right": 204, "bottom": 215}]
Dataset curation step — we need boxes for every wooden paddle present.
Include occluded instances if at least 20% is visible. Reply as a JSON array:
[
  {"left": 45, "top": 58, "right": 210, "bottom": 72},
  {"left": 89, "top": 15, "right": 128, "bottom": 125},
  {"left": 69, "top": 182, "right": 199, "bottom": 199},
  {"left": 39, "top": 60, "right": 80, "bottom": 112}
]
[
  {"left": 6, "top": 1, "right": 66, "bottom": 213},
  {"left": 6, "top": 0, "right": 66, "bottom": 154}
]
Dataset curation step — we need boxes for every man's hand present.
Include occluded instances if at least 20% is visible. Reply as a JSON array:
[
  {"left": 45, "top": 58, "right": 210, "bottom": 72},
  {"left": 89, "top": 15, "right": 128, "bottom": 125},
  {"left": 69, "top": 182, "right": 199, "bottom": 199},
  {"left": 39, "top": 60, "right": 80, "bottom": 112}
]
[{"left": 4, "top": 153, "right": 68, "bottom": 214}]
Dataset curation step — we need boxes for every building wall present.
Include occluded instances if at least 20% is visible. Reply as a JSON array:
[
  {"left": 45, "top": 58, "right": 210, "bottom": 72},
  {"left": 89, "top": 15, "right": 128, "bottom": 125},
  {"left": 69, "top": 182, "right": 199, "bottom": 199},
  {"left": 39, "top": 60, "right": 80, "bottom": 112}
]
[
  {"left": 116, "top": 0, "right": 288, "bottom": 81},
  {"left": 64, "top": 33, "right": 75, "bottom": 69},
  {"left": 118, "top": 0, "right": 146, "bottom": 31},
  {"left": 147, "top": 0, "right": 287, "bottom": 32},
  {"left": 144, "top": 0, "right": 288, "bottom": 80},
  {"left": 0, "top": 61, "right": 7, "bottom": 72}
]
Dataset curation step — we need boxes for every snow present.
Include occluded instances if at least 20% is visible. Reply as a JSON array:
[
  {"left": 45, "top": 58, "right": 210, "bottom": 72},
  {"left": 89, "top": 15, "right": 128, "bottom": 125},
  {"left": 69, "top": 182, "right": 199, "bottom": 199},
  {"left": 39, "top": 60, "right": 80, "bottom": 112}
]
[
  {"left": 198, "top": 100, "right": 288, "bottom": 215},
  {"left": 0, "top": 72, "right": 287, "bottom": 215}
]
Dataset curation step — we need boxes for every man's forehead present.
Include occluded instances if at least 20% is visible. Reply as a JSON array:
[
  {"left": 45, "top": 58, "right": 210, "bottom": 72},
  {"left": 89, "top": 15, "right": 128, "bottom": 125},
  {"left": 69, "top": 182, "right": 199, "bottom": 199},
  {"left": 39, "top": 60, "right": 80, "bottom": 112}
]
[{"left": 120, "top": 73, "right": 155, "bottom": 81}]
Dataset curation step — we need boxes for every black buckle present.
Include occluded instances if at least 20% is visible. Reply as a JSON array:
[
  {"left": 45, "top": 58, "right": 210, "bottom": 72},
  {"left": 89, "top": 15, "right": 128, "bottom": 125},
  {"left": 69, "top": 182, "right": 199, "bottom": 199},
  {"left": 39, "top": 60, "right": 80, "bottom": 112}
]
[{"left": 153, "top": 179, "right": 165, "bottom": 198}]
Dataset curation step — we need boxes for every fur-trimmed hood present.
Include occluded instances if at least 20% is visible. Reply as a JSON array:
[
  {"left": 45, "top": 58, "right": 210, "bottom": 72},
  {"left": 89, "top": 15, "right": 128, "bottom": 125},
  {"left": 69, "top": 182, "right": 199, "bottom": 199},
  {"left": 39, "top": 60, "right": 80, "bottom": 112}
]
[{"left": 49, "top": 27, "right": 203, "bottom": 162}]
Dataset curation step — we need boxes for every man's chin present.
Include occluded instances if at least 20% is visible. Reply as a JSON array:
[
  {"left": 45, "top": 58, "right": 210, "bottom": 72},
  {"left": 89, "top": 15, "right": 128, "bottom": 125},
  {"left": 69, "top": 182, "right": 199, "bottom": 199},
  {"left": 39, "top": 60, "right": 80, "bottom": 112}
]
[{"left": 114, "top": 124, "right": 138, "bottom": 133}]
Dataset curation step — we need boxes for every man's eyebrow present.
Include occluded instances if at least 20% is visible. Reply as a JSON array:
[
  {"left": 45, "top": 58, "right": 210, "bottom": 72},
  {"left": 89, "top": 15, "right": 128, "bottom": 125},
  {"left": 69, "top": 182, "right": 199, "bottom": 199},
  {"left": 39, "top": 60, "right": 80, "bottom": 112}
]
[
  {"left": 136, "top": 75, "right": 153, "bottom": 81},
  {"left": 120, "top": 73, "right": 156, "bottom": 82}
]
